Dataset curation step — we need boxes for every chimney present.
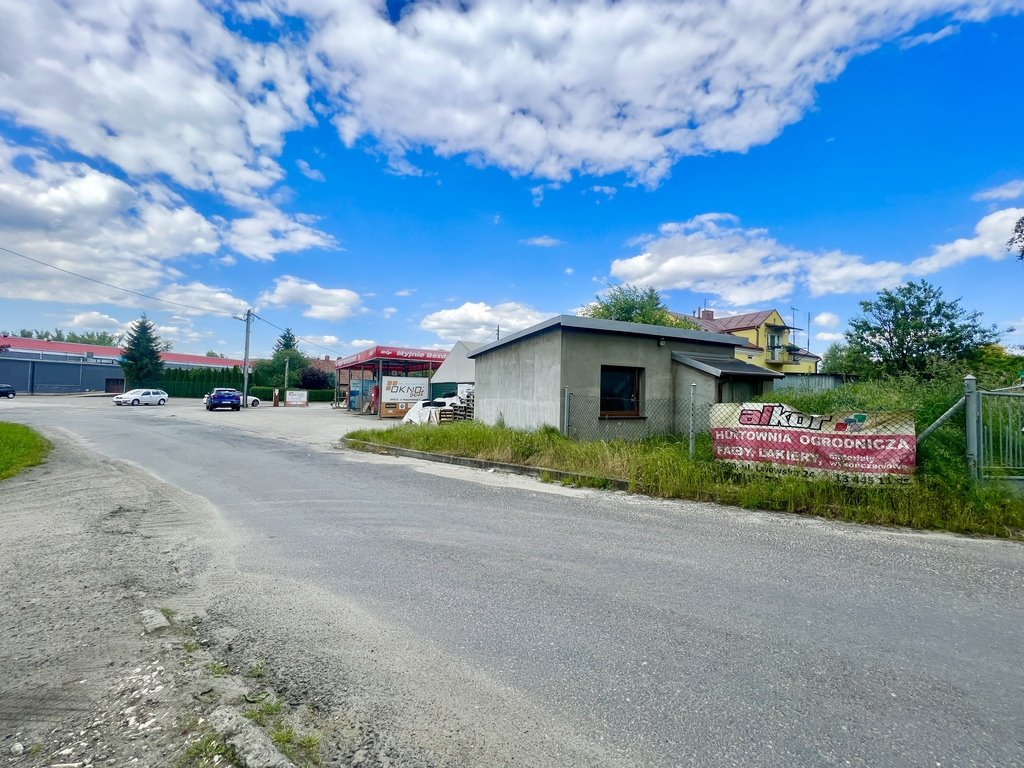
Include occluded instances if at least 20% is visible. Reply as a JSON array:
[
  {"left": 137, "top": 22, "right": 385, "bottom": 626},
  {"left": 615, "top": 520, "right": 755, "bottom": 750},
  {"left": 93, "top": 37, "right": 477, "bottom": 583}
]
[
  {"left": 324, "top": 355, "right": 330, "bottom": 361},
  {"left": 700, "top": 309, "right": 715, "bottom": 321}
]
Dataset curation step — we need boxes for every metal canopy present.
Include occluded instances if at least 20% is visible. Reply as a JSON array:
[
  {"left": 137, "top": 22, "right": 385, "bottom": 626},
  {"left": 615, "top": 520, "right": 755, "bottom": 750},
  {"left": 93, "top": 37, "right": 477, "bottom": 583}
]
[{"left": 672, "top": 353, "right": 784, "bottom": 379}]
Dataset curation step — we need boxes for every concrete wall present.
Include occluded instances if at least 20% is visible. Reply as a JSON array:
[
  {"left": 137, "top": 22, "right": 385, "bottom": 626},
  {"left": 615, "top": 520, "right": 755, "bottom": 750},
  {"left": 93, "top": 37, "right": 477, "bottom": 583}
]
[
  {"left": 560, "top": 328, "right": 678, "bottom": 440},
  {"left": 673, "top": 366, "right": 718, "bottom": 434},
  {"left": 474, "top": 328, "right": 563, "bottom": 430}
]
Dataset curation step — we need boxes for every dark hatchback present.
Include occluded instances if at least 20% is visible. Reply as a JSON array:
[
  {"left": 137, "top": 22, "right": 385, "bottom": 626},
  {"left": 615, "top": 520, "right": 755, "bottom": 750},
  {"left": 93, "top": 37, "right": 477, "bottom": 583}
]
[{"left": 0, "top": 384, "right": 15, "bottom": 399}]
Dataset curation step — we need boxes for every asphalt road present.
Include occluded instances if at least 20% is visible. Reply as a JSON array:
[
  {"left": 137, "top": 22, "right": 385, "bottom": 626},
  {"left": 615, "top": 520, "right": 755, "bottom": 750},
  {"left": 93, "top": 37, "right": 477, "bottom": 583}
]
[{"left": 4, "top": 397, "right": 1023, "bottom": 767}]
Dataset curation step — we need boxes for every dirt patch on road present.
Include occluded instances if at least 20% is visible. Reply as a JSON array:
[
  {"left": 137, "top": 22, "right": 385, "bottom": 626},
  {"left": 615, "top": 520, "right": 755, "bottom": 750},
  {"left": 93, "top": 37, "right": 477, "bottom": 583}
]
[{"left": 0, "top": 430, "right": 305, "bottom": 766}]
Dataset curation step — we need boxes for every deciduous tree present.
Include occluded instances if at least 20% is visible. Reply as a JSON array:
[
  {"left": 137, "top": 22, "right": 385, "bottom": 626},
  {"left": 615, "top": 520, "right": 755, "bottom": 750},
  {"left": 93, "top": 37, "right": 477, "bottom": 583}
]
[
  {"left": 579, "top": 284, "right": 698, "bottom": 329},
  {"left": 845, "top": 281, "right": 1000, "bottom": 379},
  {"left": 1008, "top": 215, "right": 1024, "bottom": 259}
]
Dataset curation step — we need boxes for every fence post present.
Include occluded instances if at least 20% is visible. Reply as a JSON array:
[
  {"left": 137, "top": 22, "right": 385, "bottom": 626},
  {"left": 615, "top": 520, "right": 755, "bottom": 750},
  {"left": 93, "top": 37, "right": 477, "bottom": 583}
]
[
  {"left": 563, "top": 386, "right": 571, "bottom": 437},
  {"left": 964, "top": 375, "right": 979, "bottom": 481},
  {"left": 689, "top": 382, "right": 697, "bottom": 458}
]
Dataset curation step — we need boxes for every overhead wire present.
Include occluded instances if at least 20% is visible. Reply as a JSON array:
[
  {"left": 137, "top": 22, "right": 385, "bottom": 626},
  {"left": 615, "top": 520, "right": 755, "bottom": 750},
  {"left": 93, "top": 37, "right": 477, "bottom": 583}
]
[
  {"left": 251, "top": 313, "right": 347, "bottom": 358},
  {"left": 0, "top": 244, "right": 236, "bottom": 316},
  {"left": 1, "top": 244, "right": 349, "bottom": 359}
]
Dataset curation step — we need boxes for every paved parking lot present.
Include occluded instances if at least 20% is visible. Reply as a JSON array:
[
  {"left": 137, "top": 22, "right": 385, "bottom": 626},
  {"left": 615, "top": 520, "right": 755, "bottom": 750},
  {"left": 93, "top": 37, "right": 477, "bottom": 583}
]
[{"left": 8, "top": 394, "right": 393, "bottom": 450}]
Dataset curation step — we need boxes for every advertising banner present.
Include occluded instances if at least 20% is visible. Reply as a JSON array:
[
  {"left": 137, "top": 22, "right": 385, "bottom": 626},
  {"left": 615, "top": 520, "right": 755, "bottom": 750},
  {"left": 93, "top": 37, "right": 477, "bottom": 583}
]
[
  {"left": 285, "top": 389, "right": 308, "bottom": 407},
  {"left": 380, "top": 376, "right": 430, "bottom": 418},
  {"left": 709, "top": 403, "right": 916, "bottom": 485}
]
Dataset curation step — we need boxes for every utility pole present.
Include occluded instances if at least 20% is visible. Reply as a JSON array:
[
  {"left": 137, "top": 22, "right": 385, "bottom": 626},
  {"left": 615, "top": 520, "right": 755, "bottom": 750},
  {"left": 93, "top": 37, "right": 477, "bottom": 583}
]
[
  {"left": 284, "top": 356, "right": 289, "bottom": 392},
  {"left": 235, "top": 311, "right": 253, "bottom": 411}
]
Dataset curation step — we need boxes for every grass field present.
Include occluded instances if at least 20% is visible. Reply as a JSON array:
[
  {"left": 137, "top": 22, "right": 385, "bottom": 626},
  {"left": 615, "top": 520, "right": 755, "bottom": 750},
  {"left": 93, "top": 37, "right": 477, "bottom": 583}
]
[{"left": 0, "top": 422, "right": 51, "bottom": 482}]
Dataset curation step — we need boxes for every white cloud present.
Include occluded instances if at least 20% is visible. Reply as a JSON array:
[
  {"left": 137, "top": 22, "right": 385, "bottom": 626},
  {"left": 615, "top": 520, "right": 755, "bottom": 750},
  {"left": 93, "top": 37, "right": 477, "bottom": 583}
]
[
  {"left": 64, "top": 311, "right": 129, "bottom": 332},
  {"left": 302, "top": 0, "right": 1013, "bottom": 184},
  {"left": 973, "top": 179, "right": 1024, "bottom": 202},
  {"left": 296, "top": 160, "right": 325, "bottom": 182},
  {"left": 395, "top": 289, "right": 415, "bottom": 297},
  {"left": 303, "top": 335, "right": 341, "bottom": 348},
  {"left": 530, "top": 183, "right": 560, "bottom": 206},
  {"left": 612, "top": 208, "right": 1024, "bottom": 306},
  {"left": 816, "top": 331, "right": 846, "bottom": 342},
  {"left": 899, "top": 24, "right": 959, "bottom": 49},
  {"left": 0, "top": 0, "right": 312, "bottom": 199},
  {"left": 419, "top": 301, "right": 550, "bottom": 342},
  {"left": 611, "top": 214, "right": 804, "bottom": 305},
  {"left": 158, "top": 282, "right": 250, "bottom": 316},
  {"left": 349, "top": 338, "right": 375, "bottom": 348},
  {"left": 381, "top": 307, "right": 398, "bottom": 318},
  {"left": 521, "top": 235, "right": 565, "bottom": 247},
  {"left": 0, "top": 143, "right": 220, "bottom": 307},
  {"left": 591, "top": 186, "right": 617, "bottom": 199},
  {"left": 813, "top": 312, "right": 841, "bottom": 328},
  {"left": 258, "top": 276, "right": 363, "bottom": 321},
  {"left": 226, "top": 208, "right": 336, "bottom": 261},
  {"left": 564, "top": 267, "right": 575, "bottom": 276}
]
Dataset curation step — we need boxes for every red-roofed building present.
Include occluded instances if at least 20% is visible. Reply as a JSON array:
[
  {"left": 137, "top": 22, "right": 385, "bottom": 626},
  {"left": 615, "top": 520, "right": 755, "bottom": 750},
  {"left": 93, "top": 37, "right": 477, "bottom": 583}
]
[
  {"left": 0, "top": 335, "right": 245, "bottom": 394},
  {"left": 675, "top": 309, "right": 820, "bottom": 375}
]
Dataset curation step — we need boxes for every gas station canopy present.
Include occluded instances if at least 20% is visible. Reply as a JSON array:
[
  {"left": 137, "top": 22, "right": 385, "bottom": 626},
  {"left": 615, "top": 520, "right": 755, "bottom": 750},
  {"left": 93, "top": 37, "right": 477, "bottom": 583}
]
[{"left": 335, "top": 345, "right": 448, "bottom": 376}]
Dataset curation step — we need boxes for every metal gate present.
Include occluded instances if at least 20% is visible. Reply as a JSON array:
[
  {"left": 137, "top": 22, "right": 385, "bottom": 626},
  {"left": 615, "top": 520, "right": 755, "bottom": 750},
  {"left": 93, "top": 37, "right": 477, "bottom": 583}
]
[{"left": 979, "top": 384, "right": 1024, "bottom": 480}]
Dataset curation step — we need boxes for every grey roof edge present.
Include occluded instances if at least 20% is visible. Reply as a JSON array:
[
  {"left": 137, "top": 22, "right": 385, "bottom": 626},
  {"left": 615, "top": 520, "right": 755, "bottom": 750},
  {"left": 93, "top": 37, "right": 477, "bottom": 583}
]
[
  {"left": 672, "top": 352, "right": 785, "bottom": 379},
  {"left": 467, "top": 315, "right": 743, "bottom": 358}
]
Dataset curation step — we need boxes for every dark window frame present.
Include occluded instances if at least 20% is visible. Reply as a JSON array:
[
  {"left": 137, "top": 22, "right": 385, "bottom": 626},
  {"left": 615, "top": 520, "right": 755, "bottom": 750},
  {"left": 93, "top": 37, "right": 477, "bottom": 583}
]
[{"left": 600, "top": 365, "right": 643, "bottom": 418}]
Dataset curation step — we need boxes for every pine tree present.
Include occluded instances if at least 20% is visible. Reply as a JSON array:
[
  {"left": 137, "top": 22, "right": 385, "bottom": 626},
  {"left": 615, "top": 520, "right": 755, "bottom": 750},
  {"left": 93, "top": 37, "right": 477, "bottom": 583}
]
[
  {"left": 120, "top": 314, "right": 165, "bottom": 387},
  {"left": 274, "top": 328, "right": 299, "bottom": 353}
]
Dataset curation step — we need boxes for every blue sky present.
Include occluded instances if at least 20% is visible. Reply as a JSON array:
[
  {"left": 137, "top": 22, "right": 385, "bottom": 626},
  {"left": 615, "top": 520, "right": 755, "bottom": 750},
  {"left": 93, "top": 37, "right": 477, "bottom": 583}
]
[{"left": 1, "top": 0, "right": 1022, "bottom": 360}]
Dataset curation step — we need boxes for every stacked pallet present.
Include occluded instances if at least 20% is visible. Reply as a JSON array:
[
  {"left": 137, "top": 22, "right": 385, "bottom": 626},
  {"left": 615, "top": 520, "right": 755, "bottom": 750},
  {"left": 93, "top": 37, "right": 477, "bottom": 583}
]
[{"left": 452, "top": 391, "right": 475, "bottom": 421}]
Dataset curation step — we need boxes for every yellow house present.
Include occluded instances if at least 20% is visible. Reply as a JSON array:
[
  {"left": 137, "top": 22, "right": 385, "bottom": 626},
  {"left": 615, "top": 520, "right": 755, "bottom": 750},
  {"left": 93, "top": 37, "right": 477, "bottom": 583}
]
[{"left": 682, "top": 309, "right": 820, "bottom": 374}]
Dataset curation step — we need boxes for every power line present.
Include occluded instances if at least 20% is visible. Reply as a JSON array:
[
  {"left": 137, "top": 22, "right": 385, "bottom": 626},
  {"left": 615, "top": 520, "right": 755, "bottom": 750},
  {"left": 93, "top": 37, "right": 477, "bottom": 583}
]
[
  {"left": 2, "top": 243, "right": 350, "bottom": 359},
  {"left": 252, "top": 313, "right": 346, "bottom": 358},
  {"left": 0, "top": 244, "right": 236, "bottom": 316}
]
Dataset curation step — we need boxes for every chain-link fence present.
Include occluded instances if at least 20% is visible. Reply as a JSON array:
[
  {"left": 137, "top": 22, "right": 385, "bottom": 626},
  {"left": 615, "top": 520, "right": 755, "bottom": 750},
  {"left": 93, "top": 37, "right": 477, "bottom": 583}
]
[{"left": 565, "top": 392, "right": 712, "bottom": 442}]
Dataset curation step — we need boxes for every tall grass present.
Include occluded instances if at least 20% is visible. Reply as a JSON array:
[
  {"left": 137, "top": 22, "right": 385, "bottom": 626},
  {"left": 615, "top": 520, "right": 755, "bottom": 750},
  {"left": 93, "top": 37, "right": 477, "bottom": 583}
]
[
  {"left": 0, "top": 422, "right": 51, "bottom": 482},
  {"left": 347, "top": 403, "right": 1024, "bottom": 538}
]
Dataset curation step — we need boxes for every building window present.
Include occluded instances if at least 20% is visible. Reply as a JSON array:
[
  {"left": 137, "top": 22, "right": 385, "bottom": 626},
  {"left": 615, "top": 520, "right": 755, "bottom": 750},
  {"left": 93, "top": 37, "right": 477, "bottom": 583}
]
[{"left": 600, "top": 366, "right": 642, "bottom": 417}]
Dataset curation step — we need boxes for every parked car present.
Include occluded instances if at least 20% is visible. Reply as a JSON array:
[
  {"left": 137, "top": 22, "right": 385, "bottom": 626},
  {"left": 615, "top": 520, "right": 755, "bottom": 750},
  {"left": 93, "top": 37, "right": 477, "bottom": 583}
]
[
  {"left": 0, "top": 384, "right": 15, "bottom": 399},
  {"left": 203, "top": 388, "right": 260, "bottom": 408},
  {"left": 205, "top": 388, "right": 241, "bottom": 411},
  {"left": 113, "top": 389, "right": 168, "bottom": 406}
]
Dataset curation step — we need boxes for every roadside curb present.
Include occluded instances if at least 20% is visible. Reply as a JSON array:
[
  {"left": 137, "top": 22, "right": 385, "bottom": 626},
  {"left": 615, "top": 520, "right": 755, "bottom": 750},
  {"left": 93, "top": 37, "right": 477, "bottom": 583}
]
[
  {"left": 210, "top": 707, "right": 297, "bottom": 768},
  {"left": 339, "top": 437, "right": 633, "bottom": 491}
]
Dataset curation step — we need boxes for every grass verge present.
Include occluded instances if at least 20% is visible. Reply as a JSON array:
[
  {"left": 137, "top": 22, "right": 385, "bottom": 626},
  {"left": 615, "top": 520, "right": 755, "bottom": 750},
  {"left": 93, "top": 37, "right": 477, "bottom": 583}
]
[
  {"left": 346, "top": 421, "right": 1024, "bottom": 539},
  {"left": 0, "top": 422, "right": 51, "bottom": 482}
]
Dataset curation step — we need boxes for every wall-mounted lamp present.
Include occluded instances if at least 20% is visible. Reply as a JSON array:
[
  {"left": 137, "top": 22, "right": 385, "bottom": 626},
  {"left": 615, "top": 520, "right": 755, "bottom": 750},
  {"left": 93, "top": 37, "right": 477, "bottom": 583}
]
[{"left": 658, "top": 338, "right": 666, "bottom": 347}]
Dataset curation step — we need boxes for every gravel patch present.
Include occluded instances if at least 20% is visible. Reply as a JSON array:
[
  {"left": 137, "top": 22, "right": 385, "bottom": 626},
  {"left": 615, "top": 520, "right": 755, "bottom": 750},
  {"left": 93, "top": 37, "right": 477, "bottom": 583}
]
[{"left": 0, "top": 430, "right": 308, "bottom": 767}]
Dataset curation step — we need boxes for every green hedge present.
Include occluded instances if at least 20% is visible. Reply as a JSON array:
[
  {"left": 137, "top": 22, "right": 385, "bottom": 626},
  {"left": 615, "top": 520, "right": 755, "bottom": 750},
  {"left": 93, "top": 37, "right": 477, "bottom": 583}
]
[
  {"left": 159, "top": 366, "right": 244, "bottom": 398},
  {"left": 249, "top": 387, "right": 335, "bottom": 403}
]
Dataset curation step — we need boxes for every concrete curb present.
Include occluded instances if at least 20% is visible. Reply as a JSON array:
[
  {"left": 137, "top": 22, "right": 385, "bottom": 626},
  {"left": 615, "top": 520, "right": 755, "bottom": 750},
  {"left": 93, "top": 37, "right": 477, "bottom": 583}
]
[
  {"left": 209, "top": 707, "right": 297, "bottom": 768},
  {"left": 339, "top": 437, "right": 633, "bottom": 491}
]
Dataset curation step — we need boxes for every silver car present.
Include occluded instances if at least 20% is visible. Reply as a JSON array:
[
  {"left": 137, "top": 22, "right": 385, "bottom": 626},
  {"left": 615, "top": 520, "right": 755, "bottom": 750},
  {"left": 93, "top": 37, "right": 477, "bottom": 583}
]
[{"left": 113, "top": 388, "right": 169, "bottom": 406}]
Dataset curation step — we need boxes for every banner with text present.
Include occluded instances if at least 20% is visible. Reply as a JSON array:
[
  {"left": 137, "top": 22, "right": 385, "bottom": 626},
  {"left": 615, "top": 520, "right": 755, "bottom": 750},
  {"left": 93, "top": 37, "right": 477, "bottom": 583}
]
[{"left": 709, "top": 403, "right": 916, "bottom": 485}]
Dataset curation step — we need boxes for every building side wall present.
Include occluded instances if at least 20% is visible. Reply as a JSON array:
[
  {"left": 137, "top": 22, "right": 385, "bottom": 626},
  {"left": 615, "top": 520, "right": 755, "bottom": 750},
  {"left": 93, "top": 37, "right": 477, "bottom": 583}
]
[
  {"left": 673, "top": 366, "right": 718, "bottom": 434},
  {"left": 0, "top": 358, "right": 124, "bottom": 393},
  {"left": 474, "top": 329, "right": 563, "bottom": 430},
  {"left": 560, "top": 329, "right": 736, "bottom": 440}
]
